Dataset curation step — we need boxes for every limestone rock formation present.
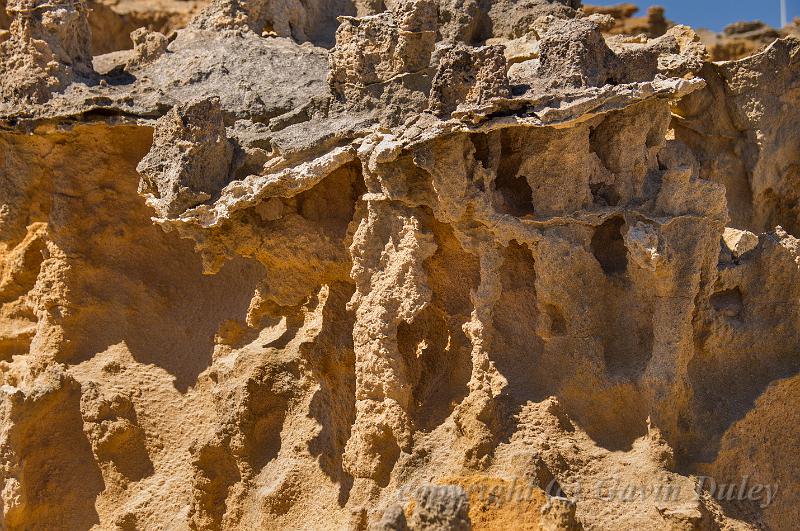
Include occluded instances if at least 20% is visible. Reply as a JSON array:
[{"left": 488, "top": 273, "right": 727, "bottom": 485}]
[
  {"left": 0, "top": 0, "right": 208, "bottom": 55},
  {"left": 0, "top": 0, "right": 799, "bottom": 529},
  {"left": 428, "top": 44, "right": 510, "bottom": 116},
  {"left": 125, "top": 27, "right": 169, "bottom": 68},
  {"left": 137, "top": 97, "right": 234, "bottom": 217},
  {"left": 583, "top": 2, "right": 800, "bottom": 62},
  {"left": 0, "top": 0, "right": 93, "bottom": 103},
  {"left": 582, "top": 3, "right": 667, "bottom": 37}
]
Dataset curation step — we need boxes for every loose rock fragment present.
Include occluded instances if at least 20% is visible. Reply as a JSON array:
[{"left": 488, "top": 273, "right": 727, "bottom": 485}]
[
  {"left": 408, "top": 485, "right": 471, "bottom": 531},
  {"left": 126, "top": 27, "right": 169, "bottom": 68},
  {"left": 723, "top": 227, "right": 759, "bottom": 258},
  {"left": 137, "top": 97, "right": 234, "bottom": 218}
]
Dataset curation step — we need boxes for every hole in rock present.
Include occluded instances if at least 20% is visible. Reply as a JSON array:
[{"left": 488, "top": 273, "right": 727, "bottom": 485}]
[
  {"left": 710, "top": 287, "right": 744, "bottom": 319},
  {"left": 590, "top": 182, "right": 620, "bottom": 207},
  {"left": 545, "top": 304, "right": 567, "bottom": 336},
  {"left": 470, "top": 133, "right": 494, "bottom": 175},
  {"left": 591, "top": 217, "right": 628, "bottom": 275},
  {"left": 494, "top": 131, "right": 535, "bottom": 216},
  {"left": 296, "top": 160, "right": 365, "bottom": 240},
  {"left": 495, "top": 171, "right": 534, "bottom": 216},
  {"left": 588, "top": 124, "right": 609, "bottom": 168},
  {"left": 761, "top": 187, "right": 800, "bottom": 237}
]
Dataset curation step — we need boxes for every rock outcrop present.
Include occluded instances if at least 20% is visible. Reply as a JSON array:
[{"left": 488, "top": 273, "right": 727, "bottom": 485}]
[
  {"left": 0, "top": 0, "right": 93, "bottom": 103},
  {"left": 0, "top": 0, "right": 798, "bottom": 529}
]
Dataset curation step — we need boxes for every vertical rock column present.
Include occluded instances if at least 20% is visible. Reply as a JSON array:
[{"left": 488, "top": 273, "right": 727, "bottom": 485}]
[{"left": 343, "top": 200, "right": 436, "bottom": 484}]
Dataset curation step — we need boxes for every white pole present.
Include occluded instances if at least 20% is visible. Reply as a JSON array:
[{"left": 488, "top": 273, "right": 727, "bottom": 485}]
[{"left": 781, "top": 0, "right": 788, "bottom": 27}]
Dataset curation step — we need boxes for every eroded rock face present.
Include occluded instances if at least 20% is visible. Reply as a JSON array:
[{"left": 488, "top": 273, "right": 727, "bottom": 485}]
[
  {"left": 428, "top": 44, "right": 510, "bottom": 117},
  {"left": 0, "top": 0, "right": 799, "bottom": 529},
  {"left": 0, "top": 0, "right": 93, "bottom": 103},
  {"left": 85, "top": 0, "right": 209, "bottom": 55},
  {"left": 137, "top": 97, "right": 234, "bottom": 217}
]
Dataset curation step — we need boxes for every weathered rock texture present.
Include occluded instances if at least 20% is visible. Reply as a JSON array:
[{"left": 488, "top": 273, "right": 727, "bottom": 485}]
[
  {"left": 584, "top": 2, "right": 800, "bottom": 62},
  {"left": 0, "top": 0, "right": 798, "bottom": 529},
  {"left": 0, "top": 0, "right": 208, "bottom": 54}
]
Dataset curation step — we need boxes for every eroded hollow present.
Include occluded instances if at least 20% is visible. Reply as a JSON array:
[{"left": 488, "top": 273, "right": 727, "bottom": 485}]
[
  {"left": 492, "top": 240, "right": 542, "bottom": 407},
  {"left": 591, "top": 217, "right": 628, "bottom": 275},
  {"left": 398, "top": 218, "right": 476, "bottom": 432},
  {"left": 493, "top": 130, "right": 536, "bottom": 216},
  {"left": 710, "top": 287, "right": 744, "bottom": 319},
  {"left": 495, "top": 171, "right": 535, "bottom": 216},
  {"left": 545, "top": 304, "right": 567, "bottom": 336},
  {"left": 295, "top": 160, "right": 365, "bottom": 240}
]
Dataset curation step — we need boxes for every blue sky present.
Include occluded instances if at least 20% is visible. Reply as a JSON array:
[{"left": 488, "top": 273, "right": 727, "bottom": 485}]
[{"left": 588, "top": 0, "right": 796, "bottom": 31}]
